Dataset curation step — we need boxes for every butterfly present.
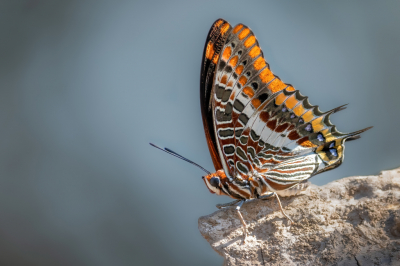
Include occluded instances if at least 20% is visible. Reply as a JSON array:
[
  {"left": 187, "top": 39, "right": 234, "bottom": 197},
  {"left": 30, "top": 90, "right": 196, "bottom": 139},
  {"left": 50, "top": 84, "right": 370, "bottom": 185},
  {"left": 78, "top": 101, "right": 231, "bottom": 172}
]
[{"left": 151, "top": 19, "right": 371, "bottom": 242}]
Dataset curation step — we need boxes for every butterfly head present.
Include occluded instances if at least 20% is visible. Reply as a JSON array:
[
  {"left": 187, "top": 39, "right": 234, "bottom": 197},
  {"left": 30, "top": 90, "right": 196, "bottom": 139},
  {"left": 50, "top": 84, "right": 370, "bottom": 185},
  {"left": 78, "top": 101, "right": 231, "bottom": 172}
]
[{"left": 202, "top": 170, "right": 228, "bottom": 196}]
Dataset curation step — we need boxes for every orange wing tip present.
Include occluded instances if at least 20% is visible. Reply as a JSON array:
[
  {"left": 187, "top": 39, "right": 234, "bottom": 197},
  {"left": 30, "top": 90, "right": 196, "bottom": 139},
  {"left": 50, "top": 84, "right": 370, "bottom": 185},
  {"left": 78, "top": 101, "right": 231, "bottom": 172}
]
[
  {"left": 214, "top": 19, "right": 224, "bottom": 28},
  {"left": 268, "top": 78, "right": 288, "bottom": 93},
  {"left": 220, "top": 23, "right": 230, "bottom": 35},
  {"left": 249, "top": 46, "right": 261, "bottom": 58},
  {"left": 233, "top": 24, "right": 243, "bottom": 34},
  {"left": 259, "top": 68, "right": 274, "bottom": 83},
  {"left": 253, "top": 57, "right": 266, "bottom": 70},
  {"left": 238, "top": 28, "right": 250, "bottom": 40},
  {"left": 244, "top": 35, "right": 256, "bottom": 48}
]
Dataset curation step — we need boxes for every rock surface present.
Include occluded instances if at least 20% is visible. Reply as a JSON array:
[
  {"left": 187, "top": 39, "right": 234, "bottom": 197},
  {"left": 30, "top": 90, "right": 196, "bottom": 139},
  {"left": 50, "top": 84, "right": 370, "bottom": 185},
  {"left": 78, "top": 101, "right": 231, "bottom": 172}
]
[{"left": 198, "top": 168, "right": 400, "bottom": 265}]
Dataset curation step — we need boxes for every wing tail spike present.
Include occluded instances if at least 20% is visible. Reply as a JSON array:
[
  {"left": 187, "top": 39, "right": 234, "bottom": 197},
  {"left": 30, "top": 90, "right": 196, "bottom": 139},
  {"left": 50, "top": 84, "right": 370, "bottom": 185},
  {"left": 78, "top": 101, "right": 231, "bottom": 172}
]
[
  {"left": 346, "top": 135, "right": 361, "bottom": 141},
  {"left": 345, "top": 126, "right": 373, "bottom": 141},
  {"left": 331, "top": 104, "right": 348, "bottom": 114},
  {"left": 325, "top": 104, "right": 348, "bottom": 116},
  {"left": 322, "top": 104, "right": 349, "bottom": 126}
]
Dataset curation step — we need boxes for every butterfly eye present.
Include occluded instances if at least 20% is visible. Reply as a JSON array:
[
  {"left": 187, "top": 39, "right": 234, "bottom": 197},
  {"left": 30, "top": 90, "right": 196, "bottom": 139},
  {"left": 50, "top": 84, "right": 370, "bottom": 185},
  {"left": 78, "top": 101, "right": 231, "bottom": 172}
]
[
  {"left": 329, "top": 148, "right": 338, "bottom": 157},
  {"left": 209, "top": 177, "right": 220, "bottom": 188}
]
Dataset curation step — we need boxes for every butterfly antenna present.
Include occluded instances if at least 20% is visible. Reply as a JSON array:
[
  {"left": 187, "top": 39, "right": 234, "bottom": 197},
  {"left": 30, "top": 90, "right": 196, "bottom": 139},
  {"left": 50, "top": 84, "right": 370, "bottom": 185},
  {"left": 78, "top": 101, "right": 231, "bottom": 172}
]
[{"left": 149, "top": 143, "right": 211, "bottom": 175}]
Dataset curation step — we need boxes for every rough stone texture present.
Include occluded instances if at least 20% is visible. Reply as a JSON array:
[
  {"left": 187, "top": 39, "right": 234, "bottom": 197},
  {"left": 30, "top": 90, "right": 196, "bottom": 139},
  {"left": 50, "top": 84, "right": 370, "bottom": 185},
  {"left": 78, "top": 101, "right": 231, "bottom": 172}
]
[{"left": 198, "top": 168, "right": 400, "bottom": 265}]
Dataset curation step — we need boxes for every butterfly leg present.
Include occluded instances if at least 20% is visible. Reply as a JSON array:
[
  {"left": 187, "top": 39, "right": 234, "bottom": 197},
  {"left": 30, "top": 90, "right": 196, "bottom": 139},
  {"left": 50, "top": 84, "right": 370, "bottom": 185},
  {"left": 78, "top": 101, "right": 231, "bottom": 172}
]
[
  {"left": 273, "top": 192, "right": 294, "bottom": 224},
  {"left": 235, "top": 200, "right": 248, "bottom": 243},
  {"left": 216, "top": 199, "right": 241, "bottom": 209}
]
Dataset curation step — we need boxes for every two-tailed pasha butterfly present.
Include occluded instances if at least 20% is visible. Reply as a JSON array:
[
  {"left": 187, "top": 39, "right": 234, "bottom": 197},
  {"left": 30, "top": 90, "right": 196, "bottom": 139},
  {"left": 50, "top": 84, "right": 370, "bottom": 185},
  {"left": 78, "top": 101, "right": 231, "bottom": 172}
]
[{"left": 151, "top": 19, "right": 371, "bottom": 242}]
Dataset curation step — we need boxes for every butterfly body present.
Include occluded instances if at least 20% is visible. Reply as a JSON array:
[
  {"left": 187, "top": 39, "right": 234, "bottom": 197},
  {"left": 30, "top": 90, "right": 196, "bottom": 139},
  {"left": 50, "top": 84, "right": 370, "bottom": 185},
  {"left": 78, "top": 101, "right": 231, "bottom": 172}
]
[{"left": 200, "top": 19, "right": 371, "bottom": 202}]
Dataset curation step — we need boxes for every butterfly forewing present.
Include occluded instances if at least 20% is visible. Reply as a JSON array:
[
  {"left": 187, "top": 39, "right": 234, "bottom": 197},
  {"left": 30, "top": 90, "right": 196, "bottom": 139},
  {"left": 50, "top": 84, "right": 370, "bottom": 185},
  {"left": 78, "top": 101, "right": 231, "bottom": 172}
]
[{"left": 200, "top": 19, "right": 232, "bottom": 172}]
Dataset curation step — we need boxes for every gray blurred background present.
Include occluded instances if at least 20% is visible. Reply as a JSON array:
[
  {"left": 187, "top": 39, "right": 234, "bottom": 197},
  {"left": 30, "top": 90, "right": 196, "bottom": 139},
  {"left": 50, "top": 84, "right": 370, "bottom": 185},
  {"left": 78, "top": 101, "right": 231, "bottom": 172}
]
[{"left": 0, "top": 0, "right": 399, "bottom": 265}]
